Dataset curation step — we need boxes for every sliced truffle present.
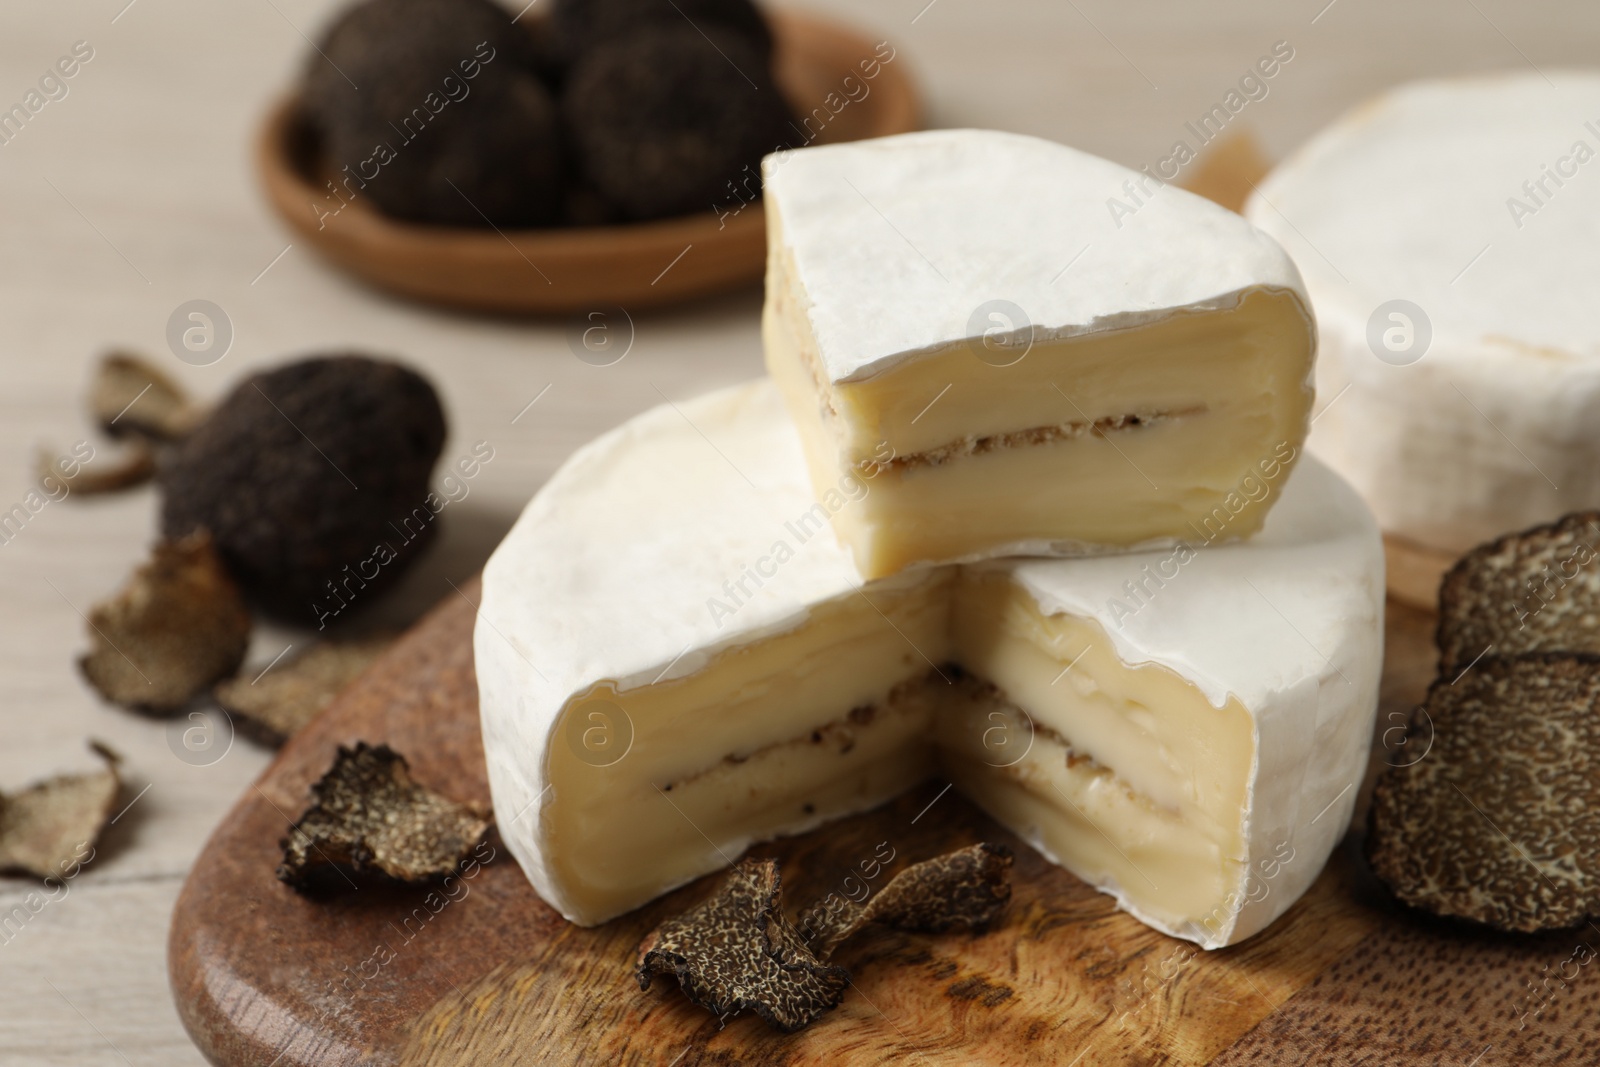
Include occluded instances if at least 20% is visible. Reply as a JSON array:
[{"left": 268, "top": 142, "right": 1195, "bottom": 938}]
[
  {"left": 550, "top": 0, "right": 773, "bottom": 62},
  {"left": 302, "top": 0, "right": 564, "bottom": 227},
  {"left": 1437, "top": 511, "right": 1600, "bottom": 672},
  {"left": 90, "top": 350, "right": 202, "bottom": 441},
  {"left": 563, "top": 26, "right": 794, "bottom": 220},
  {"left": 78, "top": 533, "right": 251, "bottom": 713},
  {"left": 0, "top": 742, "right": 121, "bottom": 880},
  {"left": 806, "top": 842, "right": 1013, "bottom": 956},
  {"left": 158, "top": 354, "right": 446, "bottom": 624},
  {"left": 216, "top": 636, "right": 393, "bottom": 746},
  {"left": 277, "top": 742, "right": 490, "bottom": 893},
  {"left": 1368, "top": 654, "right": 1600, "bottom": 932},
  {"left": 38, "top": 440, "right": 155, "bottom": 496},
  {"left": 636, "top": 859, "right": 849, "bottom": 1032},
  {"left": 637, "top": 843, "right": 1013, "bottom": 1032}
]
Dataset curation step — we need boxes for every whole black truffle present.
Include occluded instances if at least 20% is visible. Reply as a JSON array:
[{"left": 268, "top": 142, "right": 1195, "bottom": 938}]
[
  {"left": 563, "top": 26, "right": 794, "bottom": 220},
  {"left": 302, "top": 0, "right": 565, "bottom": 227},
  {"left": 549, "top": 0, "right": 773, "bottom": 62},
  {"left": 160, "top": 355, "right": 447, "bottom": 625}
]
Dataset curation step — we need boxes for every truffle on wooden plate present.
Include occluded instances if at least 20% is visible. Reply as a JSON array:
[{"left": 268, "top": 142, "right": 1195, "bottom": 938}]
[
  {"left": 549, "top": 0, "right": 774, "bottom": 62},
  {"left": 636, "top": 843, "right": 1012, "bottom": 1031},
  {"left": 159, "top": 354, "right": 445, "bottom": 624},
  {"left": 1368, "top": 653, "right": 1600, "bottom": 932},
  {"left": 563, "top": 25, "right": 795, "bottom": 220},
  {"left": 277, "top": 742, "right": 490, "bottom": 894},
  {"left": 1436, "top": 511, "right": 1600, "bottom": 672},
  {"left": 302, "top": 0, "right": 564, "bottom": 227}
]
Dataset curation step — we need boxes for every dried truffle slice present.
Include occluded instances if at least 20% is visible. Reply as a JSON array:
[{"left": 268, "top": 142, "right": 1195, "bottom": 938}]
[
  {"left": 38, "top": 440, "right": 155, "bottom": 495},
  {"left": 1436, "top": 511, "right": 1600, "bottom": 672},
  {"left": 563, "top": 26, "right": 795, "bottom": 220},
  {"left": 808, "top": 842, "right": 1013, "bottom": 957},
  {"left": 78, "top": 533, "right": 251, "bottom": 713},
  {"left": 216, "top": 636, "right": 393, "bottom": 746},
  {"left": 0, "top": 742, "right": 121, "bottom": 880},
  {"left": 277, "top": 742, "right": 490, "bottom": 893},
  {"left": 1368, "top": 654, "right": 1600, "bottom": 932},
  {"left": 302, "top": 0, "right": 564, "bottom": 227},
  {"left": 159, "top": 354, "right": 446, "bottom": 623},
  {"left": 549, "top": 0, "right": 773, "bottom": 62},
  {"left": 636, "top": 859, "right": 849, "bottom": 1032},
  {"left": 637, "top": 843, "right": 1014, "bottom": 1031},
  {"left": 90, "top": 350, "right": 202, "bottom": 441}
]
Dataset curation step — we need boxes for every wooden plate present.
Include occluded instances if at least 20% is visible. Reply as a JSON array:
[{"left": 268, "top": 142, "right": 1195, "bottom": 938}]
[
  {"left": 256, "top": 11, "right": 920, "bottom": 315},
  {"left": 168, "top": 584, "right": 1595, "bottom": 1065}
]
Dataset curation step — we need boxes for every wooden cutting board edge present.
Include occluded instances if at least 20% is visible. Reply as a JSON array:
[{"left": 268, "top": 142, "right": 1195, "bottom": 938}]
[{"left": 169, "top": 577, "right": 1590, "bottom": 1067}]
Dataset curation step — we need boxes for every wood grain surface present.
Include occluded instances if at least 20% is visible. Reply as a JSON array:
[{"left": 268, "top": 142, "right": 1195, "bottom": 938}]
[{"left": 169, "top": 582, "right": 1594, "bottom": 1065}]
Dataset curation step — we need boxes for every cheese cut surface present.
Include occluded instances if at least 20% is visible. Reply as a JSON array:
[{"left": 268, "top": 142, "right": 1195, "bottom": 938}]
[
  {"left": 477, "top": 380, "right": 1383, "bottom": 948},
  {"left": 762, "top": 129, "right": 1317, "bottom": 579},
  {"left": 1247, "top": 73, "right": 1600, "bottom": 553}
]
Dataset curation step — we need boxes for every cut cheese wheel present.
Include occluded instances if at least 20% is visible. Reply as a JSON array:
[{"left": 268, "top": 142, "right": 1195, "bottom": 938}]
[
  {"left": 1247, "top": 72, "right": 1600, "bottom": 553},
  {"left": 762, "top": 128, "right": 1317, "bottom": 579},
  {"left": 476, "top": 380, "right": 1383, "bottom": 948}
]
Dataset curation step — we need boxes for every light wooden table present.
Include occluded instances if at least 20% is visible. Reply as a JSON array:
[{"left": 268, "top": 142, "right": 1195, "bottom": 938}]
[{"left": 1, "top": 1, "right": 1595, "bottom": 1062}]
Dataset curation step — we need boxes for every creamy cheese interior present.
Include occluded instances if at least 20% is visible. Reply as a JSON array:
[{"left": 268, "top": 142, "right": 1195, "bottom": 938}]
[
  {"left": 764, "top": 241, "right": 1313, "bottom": 578},
  {"left": 542, "top": 572, "right": 953, "bottom": 922},
  {"left": 542, "top": 567, "right": 1256, "bottom": 935},
  {"left": 941, "top": 571, "right": 1254, "bottom": 935}
]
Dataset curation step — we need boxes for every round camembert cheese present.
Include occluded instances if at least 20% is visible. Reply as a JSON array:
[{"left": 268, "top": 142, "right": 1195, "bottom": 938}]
[
  {"left": 476, "top": 380, "right": 1384, "bottom": 949},
  {"left": 1247, "top": 72, "right": 1600, "bottom": 552}
]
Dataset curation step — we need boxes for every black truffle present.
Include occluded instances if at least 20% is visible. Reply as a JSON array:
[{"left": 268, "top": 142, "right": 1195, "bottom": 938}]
[
  {"left": 1368, "top": 654, "right": 1600, "bottom": 932},
  {"left": 563, "top": 25, "right": 794, "bottom": 220},
  {"left": 277, "top": 743, "right": 491, "bottom": 894},
  {"left": 1437, "top": 511, "right": 1600, "bottom": 672},
  {"left": 302, "top": 0, "right": 565, "bottom": 227},
  {"left": 635, "top": 844, "right": 1012, "bottom": 1032},
  {"left": 159, "top": 355, "right": 446, "bottom": 624},
  {"left": 549, "top": 0, "right": 773, "bottom": 62}
]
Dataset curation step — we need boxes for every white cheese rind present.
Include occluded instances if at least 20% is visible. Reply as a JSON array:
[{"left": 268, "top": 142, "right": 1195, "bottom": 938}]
[
  {"left": 1246, "top": 72, "right": 1600, "bottom": 552},
  {"left": 761, "top": 128, "right": 1317, "bottom": 579},
  {"left": 983, "top": 454, "right": 1384, "bottom": 945},
  {"left": 477, "top": 380, "right": 1383, "bottom": 944},
  {"left": 763, "top": 128, "right": 1310, "bottom": 384},
  {"left": 477, "top": 382, "right": 917, "bottom": 922}
]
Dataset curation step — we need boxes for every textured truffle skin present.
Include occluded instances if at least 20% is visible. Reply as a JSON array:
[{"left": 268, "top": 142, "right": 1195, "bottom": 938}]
[
  {"left": 302, "top": 0, "right": 565, "bottom": 227},
  {"left": 1436, "top": 511, "right": 1600, "bottom": 672},
  {"left": 159, "top": 355, "right": 446, "bottom": 622},
  {"left": 1368, "top": 653, "right": 1600, "bottom": 933},
  {"left": 549, "top": 0, "right": 773, "bottom": 61},
  {"left": 563, "top": 26, "right": 794, "bottom": 220}
]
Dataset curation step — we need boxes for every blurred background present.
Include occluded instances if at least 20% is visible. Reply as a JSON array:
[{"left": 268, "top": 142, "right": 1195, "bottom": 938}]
[{"left": 2, "top": 0, "right": 1598, "bottom": 1062}]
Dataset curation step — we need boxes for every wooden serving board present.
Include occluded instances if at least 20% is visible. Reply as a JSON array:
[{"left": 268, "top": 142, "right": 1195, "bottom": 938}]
[{"left": 169, "top": 582, "right": 1597, "bottom": 1066}]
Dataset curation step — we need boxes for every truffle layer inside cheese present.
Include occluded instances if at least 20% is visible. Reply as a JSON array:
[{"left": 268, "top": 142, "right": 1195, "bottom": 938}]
[
  {"left": 477, "top": 380, "right": 1382, "bottom": 949},
  {"left": 939, "top": 572, "right": 1255, "bottom": 936},
  {"left": 760, "top": 129, "right": 1316, "bottom": 579},
  {"left": 541, "top": 571, "right": 1260, "bottom": 939},
  {"left": 541, "top": 575, "right": 951, "bottom": 922}
]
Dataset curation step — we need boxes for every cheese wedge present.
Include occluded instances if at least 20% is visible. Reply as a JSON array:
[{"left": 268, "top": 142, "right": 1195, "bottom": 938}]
[
  {"left": 762, "top": 129, "right": 1318, "bottom": 579},
  {"left": 1247, "top": 73, "right": 1600, "bottom": 552},
  {"left": 477, "top": 380, "right": 1383, "bottom": 947}
]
